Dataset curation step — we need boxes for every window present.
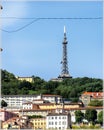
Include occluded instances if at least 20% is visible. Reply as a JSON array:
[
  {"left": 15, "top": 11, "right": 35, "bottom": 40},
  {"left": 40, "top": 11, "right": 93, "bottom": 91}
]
[
  {"left": 55, "top": 122, "right": 57, "bottom": 125},
  {"left": 49, "top": 122, "right": 51, "bottom": 125},
  {"left": 62, "top": 121, "right": 66, "bottom": 125},
  {"left": 59, "top": 121, "right": 61, "bottom": 125},
  {"left": 55, "top": 116, "right": 57, "bottom": 119}
]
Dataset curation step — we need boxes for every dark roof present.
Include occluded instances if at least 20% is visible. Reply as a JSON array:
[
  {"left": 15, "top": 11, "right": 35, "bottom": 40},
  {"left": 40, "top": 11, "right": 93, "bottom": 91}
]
[{"left": 47, "top": 112, "right": 69, "bottom": 116}]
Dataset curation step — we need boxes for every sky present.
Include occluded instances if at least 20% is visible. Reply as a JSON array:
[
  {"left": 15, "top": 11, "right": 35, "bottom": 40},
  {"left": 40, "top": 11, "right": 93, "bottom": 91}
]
[{"left": 1, "top": 1, "right": 103, "bottom": 81}]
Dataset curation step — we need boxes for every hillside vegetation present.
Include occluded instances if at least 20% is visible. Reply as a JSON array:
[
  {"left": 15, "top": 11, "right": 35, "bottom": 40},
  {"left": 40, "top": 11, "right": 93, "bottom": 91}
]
[{"left": 1, "top": 70, "right": 103, "bottom": 102}]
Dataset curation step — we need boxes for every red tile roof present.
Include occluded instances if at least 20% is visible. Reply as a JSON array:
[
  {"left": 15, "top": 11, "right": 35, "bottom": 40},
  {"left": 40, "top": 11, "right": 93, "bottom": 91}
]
[{"left": 82, "top": 92, "right": 104, "bottom": 98}]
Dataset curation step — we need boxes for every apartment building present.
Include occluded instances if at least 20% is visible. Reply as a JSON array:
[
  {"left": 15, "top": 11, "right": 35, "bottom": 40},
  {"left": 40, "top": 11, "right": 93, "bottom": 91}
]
[
  {"left": 23, "top": 102, "right": 33, "bottom": 110},
  {"left": 2, "top": 94, "right": 41, "bottom": 108},
  {"left": 22, "top": 101, "right": 81, "bottom": 111},
  {"left": 80, "top": 92, "right": 104, "bottom": 106},
  {"left": 46, "top": 110, "right": 72, "bottom": 130},
  {"left": 2, "top": 94, "right": 62, "bottom": 109},
  {"left": 30, "top": 118, "right": 46, "bottom": 130},
  {"left": 42, "top": 94, "right": 62, "bottom": 104},
  {"left": 19, "top": 109, "right": 49, "bottom": 117}
]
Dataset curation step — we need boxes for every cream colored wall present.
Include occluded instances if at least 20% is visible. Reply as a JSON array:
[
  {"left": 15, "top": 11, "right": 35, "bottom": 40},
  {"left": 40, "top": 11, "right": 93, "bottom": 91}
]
[
  {"left": 2, "top": 123, "right": 8, "bottom": 129},
  {"left": 39, "top": 104, "right": 80, "bottom": 110},
  {"left": 17, "top": 77, "right": 33, "bottom": 82},
  {"left": 31, "top": 118, "right": 46, "bottom": 129}
]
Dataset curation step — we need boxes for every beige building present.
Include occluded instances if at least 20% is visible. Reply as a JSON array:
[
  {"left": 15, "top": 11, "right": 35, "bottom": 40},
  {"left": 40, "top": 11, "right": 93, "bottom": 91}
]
[
  {"left": 22, "top": 102, "right": 81, "bottom": 111},
  {"left": 19, "top": 109, "right": 49, "bottom": 117},
  {"left": 16, "top": 76, "right": 33, "bottom": 82},
  {"left": 30, "top": 118, "right": 46, "bottom": 130}
]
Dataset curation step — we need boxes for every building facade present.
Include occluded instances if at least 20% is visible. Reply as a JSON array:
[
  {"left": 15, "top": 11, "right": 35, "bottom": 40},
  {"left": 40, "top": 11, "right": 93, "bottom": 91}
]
[
  {"left": 0, "top": 109, "right": 17, "bottom": 121},
  {"left": 2, "top": 94, "right": 42, "bottom": 109},
  {"left": 2, "top": 94, "right": 62, "bottom": 109},
  {"left": 42, "top": 94, "right": 63, "bottom": 104},
  {"left": 80, "top": 92, "right": 104, "bottom": 106},
  {"left": 16, "top": 76, "right": 33, "bottom": 82},
  {"left": 30, "top": 118, "right": 46, "bottom": 130},
  {"left": 46, "top": 110, "right": 71, "bottom": 130}
]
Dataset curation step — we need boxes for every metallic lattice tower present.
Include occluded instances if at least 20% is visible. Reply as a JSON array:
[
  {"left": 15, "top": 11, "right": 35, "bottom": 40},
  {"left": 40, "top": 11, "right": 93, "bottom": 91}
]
[{"left": 58, "top": 26, "right": 72, "bottom": 79}]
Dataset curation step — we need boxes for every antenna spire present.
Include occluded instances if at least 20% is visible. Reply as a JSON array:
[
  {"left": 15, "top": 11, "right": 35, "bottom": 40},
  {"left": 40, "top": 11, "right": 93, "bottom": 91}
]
[{"left": 64, "top": 25, "right": 66, "bottom": 34}]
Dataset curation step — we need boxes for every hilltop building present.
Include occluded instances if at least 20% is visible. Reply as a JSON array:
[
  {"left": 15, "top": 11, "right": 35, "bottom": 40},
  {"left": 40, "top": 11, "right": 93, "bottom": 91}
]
[{"left": 16, "top": 76, "right": 34, "bottom": 82}]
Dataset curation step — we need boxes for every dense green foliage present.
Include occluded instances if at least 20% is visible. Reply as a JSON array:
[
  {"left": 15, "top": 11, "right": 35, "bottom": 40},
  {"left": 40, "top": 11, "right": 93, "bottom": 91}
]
[
  {"left": 88, "top": 100, "right": 103, "bottom": 107},
  {"left": 75, "top": 109, "right": 103, "bottom": 125},
  {"left": 98, "top": 111, "right": 103, "bottom": 125},
  {"left": 1, "top": 70, "right": 103, "bottom": 101},
  {"left": 1, "top": 100, "right": 8, "bottom": 108},
  {"left": 75, "top": 110, "right": 84, "bottom": 123},
  {"left": 85, "top": 109, "right": 97, "bottom": 123}
]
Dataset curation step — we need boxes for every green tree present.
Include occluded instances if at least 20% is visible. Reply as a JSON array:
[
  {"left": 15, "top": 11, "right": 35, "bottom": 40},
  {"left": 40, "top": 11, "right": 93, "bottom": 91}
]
[
  {"left": 1, "top": 69, "right": 103, "bottom": 99},
  {"left": 31, "top": 76, "right": 45, "bottom": 90},
  {"left": 18, "top": 80, "right": 32, "bottom": 90},
  {"left": 1, "top": 100, "right": 8, "bottom": 108},
  {"left": 98, "top": 111, "right": 103, "bottom": 125},
  {"left": 1, "top": 69, "right": 16, "bottom": 82},
  {"left": 88, "top": 100, "right": 103, "bottom": 107},
  {"left": 75, "top": 110, "right": 84, "bottom": 123},
  {"left": 85, "top": 109, "right": 97, "bottom": 124}
]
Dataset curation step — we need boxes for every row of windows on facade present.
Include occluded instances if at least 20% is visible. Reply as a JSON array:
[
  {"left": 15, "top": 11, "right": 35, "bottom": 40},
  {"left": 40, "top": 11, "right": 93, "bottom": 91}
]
[
  {"left": 34, "top": 122, "right": 46, "bottom": 125},
  {"left": 7, "top": 99, "right": 55, "bottom": 102},
  {"left": 48, "top": 116, "right": 67, "bottom": 119},
  {"left": 48, "top": 127, "right": 66, "bottom": 129},
  {"left": 48, "top": 121, "right": 67, "bottom": 125},
  {"left": 4, "top": 97, "right": 58, "bottom": 99}
]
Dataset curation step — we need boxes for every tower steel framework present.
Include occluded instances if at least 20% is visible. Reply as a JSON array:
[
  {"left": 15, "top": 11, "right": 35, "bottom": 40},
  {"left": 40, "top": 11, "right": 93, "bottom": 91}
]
[{"left": 58, "top": 26, "right": 72, "bottom": 79}]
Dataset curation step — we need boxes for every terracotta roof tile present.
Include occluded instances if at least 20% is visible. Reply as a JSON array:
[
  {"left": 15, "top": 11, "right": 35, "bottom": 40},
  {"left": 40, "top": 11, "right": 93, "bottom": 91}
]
[{"left": 82, "top": 92, "right": 103, "bottom": 98}]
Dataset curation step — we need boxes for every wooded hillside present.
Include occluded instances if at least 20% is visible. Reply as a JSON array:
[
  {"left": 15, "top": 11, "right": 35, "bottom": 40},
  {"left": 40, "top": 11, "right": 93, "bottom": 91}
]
[{"left": 1, "top": 70, "right": 103, "bottom": 102}]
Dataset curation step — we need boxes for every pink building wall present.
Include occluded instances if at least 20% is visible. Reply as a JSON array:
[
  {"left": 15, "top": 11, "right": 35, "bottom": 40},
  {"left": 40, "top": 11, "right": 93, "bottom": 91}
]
[{"left": 0, "top": 109, "right": 17, "bottom": 121}]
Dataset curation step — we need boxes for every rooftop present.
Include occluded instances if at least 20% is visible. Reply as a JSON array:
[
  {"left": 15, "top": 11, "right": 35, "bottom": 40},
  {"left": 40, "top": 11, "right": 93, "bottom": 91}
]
[{"left": 82, "top": 92, "right": 103, "bottom": 98}]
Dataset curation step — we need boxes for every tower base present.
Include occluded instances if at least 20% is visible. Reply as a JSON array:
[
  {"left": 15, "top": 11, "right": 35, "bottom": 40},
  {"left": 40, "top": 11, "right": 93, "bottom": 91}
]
[
  {"left": 50, "top": 75, "right": 72, "bottom": 82},
  {"left": 58, "top": 74, "right": 72, "bottom": 79}
]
